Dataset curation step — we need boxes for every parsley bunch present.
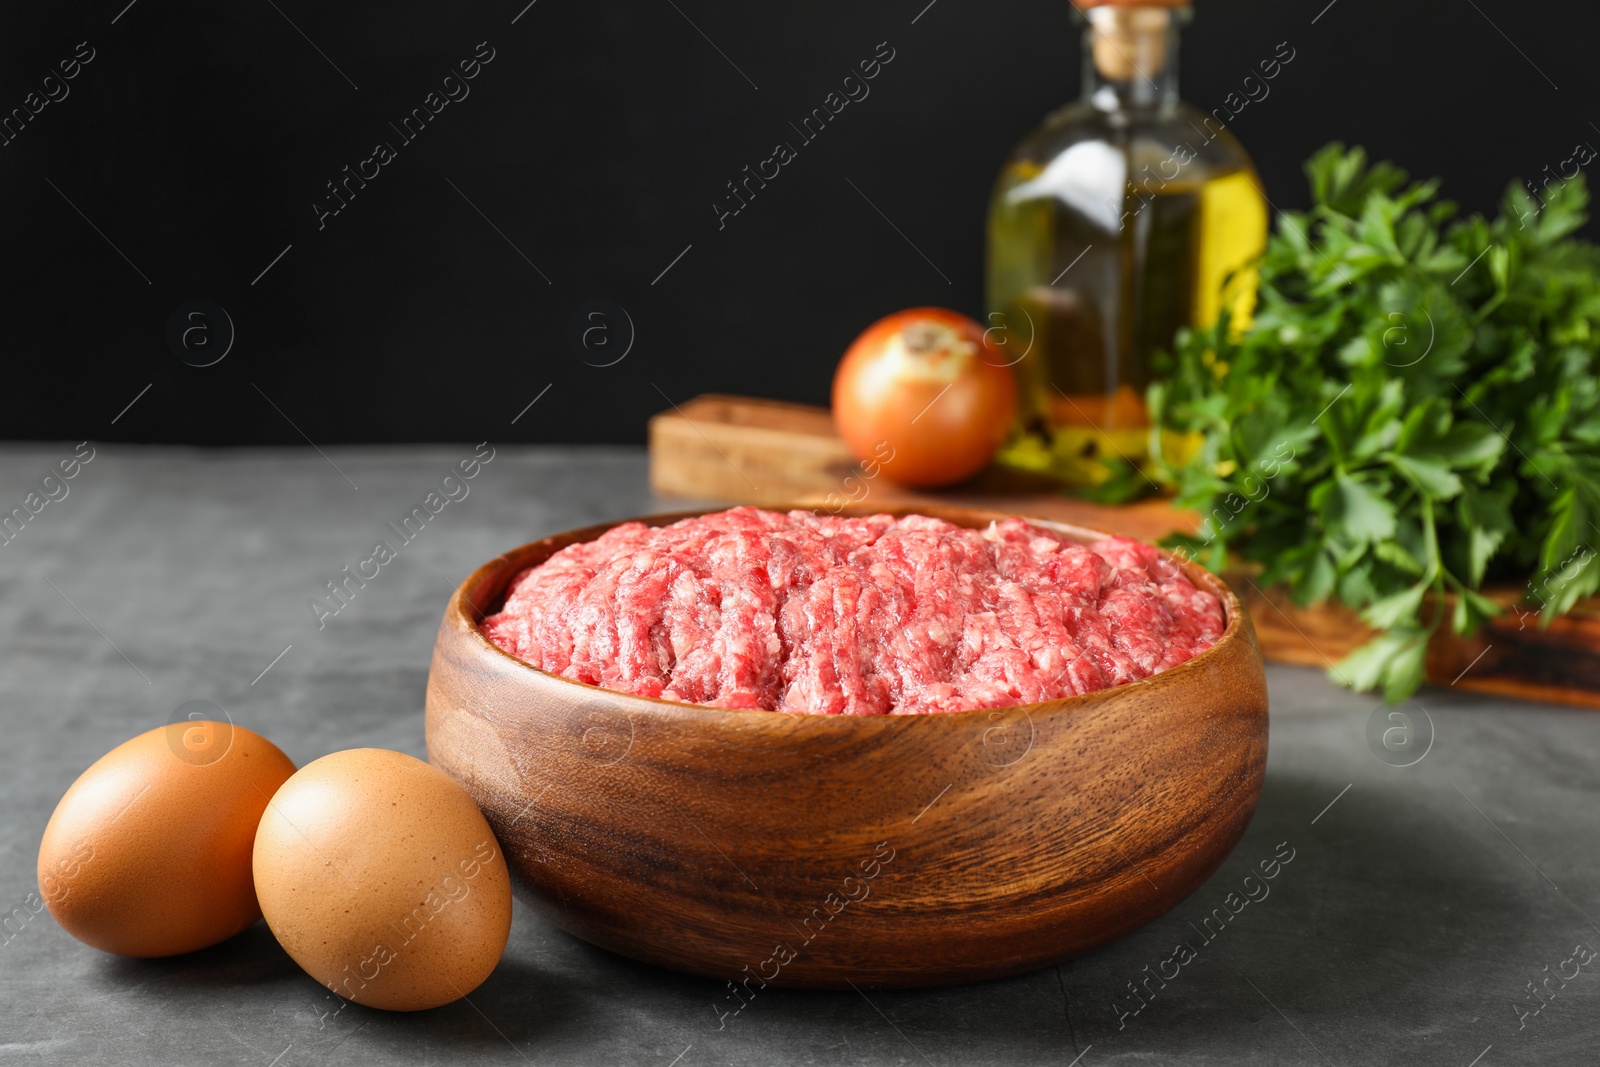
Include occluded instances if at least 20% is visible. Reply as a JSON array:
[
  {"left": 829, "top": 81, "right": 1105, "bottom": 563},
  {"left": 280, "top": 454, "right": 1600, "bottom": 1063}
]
[{"left": 1151, "top": 144, "right": 1600, "bottom": 701}]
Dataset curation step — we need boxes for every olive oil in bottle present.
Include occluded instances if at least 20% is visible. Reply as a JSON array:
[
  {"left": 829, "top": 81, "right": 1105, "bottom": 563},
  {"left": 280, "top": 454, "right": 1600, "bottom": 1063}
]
[{"left": 986, "top": 0, "right": 1267, "bottom": 488}]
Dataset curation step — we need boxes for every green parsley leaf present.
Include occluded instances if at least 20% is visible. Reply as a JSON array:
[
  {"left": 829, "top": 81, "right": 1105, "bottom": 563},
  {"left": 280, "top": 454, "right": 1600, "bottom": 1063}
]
[{"left": 1154, "top": 144, "right": 1600, "bottom": 701}]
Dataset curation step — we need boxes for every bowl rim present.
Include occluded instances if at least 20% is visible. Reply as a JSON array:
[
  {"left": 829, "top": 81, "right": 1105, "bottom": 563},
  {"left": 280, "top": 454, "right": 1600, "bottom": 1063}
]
[{"left": 446, "top": 503, "right": 1249, "bottom": 724}]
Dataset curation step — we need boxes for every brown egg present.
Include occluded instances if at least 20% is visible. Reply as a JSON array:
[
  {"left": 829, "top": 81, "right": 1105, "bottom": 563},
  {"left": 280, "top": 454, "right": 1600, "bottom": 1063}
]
[
  {"left": 37, "top": 721, "right": 297, "bottom": 957},
  {"left": 252, "top": 748, "right": 512, "bottom": 1011}
]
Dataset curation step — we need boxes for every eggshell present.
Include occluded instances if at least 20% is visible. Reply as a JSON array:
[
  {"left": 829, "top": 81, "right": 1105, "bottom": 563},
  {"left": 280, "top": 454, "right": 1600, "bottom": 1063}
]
[
  {"left": 252, "top": 748, "right": 512, "bottom": 1011},
  {"left": 37, "top": 721, "right": 297, "bottom": 957}
]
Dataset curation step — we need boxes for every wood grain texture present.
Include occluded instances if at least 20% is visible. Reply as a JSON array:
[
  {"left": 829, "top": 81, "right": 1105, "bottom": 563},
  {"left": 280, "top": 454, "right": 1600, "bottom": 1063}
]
[
  {"left": 648, "top": 394, "right": 1188, "bottom": 543},
  {"left": 650, "top": 394, "right": 1600, "bottom": 709},
  {"left": 424, "top": 505, "right": 1269, "bottom": 988},
  {"left": 1236, "top": 580, "right": 1600, "bottom": 709}
]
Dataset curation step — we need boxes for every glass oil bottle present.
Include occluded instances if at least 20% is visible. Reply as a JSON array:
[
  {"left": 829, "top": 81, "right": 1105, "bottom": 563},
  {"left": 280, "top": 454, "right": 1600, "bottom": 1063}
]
[{"left": 986, "top": 0, "right": 1268, "bottom": 490}]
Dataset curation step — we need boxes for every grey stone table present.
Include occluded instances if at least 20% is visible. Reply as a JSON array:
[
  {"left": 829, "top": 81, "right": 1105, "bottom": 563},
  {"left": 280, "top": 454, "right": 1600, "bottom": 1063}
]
[{"left": 2, "top": 445, "right": 1597, "bottom": 1066}]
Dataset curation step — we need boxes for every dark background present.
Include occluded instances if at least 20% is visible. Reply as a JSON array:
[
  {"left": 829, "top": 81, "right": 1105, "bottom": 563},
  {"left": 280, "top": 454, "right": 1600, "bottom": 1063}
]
[{"left": 2, "top": 0, "right": 1594, "bottom": 445}]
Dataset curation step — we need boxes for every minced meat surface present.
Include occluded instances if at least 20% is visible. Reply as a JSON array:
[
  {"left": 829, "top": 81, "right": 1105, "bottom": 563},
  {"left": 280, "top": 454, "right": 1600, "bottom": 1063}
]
[{"left": 481, "top": 507, "right": 1224, "bottom": 715}]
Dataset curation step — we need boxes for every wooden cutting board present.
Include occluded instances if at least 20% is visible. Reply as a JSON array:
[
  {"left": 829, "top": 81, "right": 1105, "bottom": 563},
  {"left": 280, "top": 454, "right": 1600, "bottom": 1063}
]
[{"left": 649, "top": 395, "right": 1600, "bottom": 709}]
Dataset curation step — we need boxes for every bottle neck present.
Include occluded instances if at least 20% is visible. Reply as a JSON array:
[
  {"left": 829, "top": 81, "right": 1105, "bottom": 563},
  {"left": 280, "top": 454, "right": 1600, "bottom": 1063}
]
[{"left": 1080, "top": 6, "right": 1184, "bottom": 114}]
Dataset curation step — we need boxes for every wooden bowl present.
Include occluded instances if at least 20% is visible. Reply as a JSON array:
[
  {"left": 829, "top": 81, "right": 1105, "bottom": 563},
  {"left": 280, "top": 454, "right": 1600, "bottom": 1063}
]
[{"left": 424, "top": 506, "right": 1268, "bottom": 989}]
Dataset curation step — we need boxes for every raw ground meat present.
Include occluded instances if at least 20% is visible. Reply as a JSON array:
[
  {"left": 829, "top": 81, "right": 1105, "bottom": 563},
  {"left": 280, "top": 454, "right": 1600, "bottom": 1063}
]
[{"left": 481, "top": 507, "right": 1225, "bottom": 715}]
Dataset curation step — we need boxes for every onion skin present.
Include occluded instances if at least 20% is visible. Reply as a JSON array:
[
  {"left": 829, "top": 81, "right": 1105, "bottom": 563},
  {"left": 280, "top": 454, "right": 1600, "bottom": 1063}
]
[{"left": 832, "top": 308, "right": 1017, "bottom": 488}]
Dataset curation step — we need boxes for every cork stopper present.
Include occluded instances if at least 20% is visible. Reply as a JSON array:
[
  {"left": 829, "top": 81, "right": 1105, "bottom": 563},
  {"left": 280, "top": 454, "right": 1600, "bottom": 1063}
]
[
  {"left": 1073, "top": 0, "right": 1188, "bottom": 7},
  {"left": 1082, "top": 5, "right": 1181, "bottom": 81}
]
